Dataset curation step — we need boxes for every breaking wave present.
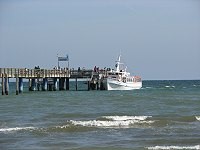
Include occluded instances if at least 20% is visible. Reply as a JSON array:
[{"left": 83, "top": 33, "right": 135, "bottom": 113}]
[
  {"left": 68, "top": 116, "right": 153, "bottom": 128},
  {"left": 165, "top": 85, "right": 175, "bottom": 88},
  {"left": 100, "top": 115, "right": 151, "bottom": 121},
  {"left": 195, "top": 116, "right": 200, "bottom": 121},
  {"left": 147, "top": 145, "right": 200, "bottom": 150},
  {"left": 1, "top": 116, "right": 199, "bottom": 133},
  {"left": 0, "top": 127, "right": 36, "bottom": 133}
]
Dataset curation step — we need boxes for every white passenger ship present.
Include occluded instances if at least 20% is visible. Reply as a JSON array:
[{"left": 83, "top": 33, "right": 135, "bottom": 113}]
[{"left": 103, "top": 55, "right": 142, "bottom": 90}]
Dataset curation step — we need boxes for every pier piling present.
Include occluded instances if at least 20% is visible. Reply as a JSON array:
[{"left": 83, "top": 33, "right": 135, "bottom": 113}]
[
  {"left": 66, "top": 77, "right": 69, "bottom": 90},
  {"left": 2, "top": 73, "right": 5, "bottom": 95},
  {"left": 48, "top": 84, "right": 53, "bottom": 91},
  {"left": 42, "top": 78, "right": 48, "bottom": 91},
  {"left": 53, "top": 78, "right": 58, "bottom": 91},
  {"left": 30, "top": 79, "right": 36, "bottom": 91},
  {"left": 97, "top": 81, "right": 100, "bottom": 90},
  {"left": 75, "top": 78, "right": 78, "bottom": 91},
  {"left": 5, "top": 74, "right": 9, "bottom": 95},
  {"left": 16, "top": 76, "right": 19, "bottom": 95},
  {"left": 19, "top": 77, "right": 23, "bottom": 93},
  {"left": 37, "top": 78, "right": 40, "bottom": 91},
  {"left": 59, "top": 78, "right": 65, "bottom": 90},
  {"left": 87, "top": 81, "right": 90, "bottom": 91}
]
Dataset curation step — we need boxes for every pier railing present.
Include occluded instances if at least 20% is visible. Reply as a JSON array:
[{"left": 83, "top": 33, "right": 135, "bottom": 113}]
[
  {"left": 0, "top": 68, "right": 108, "bottom": 79},
  {"left": 0, "top": 68, "right": 70, "bottom": 78}
]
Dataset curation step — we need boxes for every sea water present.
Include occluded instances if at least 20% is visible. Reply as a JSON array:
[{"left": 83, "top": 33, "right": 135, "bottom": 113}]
[{"left": 0, "top": 80, "right": 200, "bottom": 150}]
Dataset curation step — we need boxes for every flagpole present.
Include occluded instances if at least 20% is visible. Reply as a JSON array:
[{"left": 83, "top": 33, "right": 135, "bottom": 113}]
[
  {"left": 67, "top": 54, "right": 69, "bottom": 70},
  {"left": 57, "top": 54, "right": 59, "bottom": 69},
  {"left": 68, "top": 59, "right": 69, "bottom": 71}
]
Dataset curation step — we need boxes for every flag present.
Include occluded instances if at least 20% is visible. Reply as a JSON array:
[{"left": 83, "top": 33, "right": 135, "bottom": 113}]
[
  {"left": 58, "top": 55, "right": 69, "bottom": 61},
  {"left": 66, "top": 55, "right": 69, "bottom": 61}
]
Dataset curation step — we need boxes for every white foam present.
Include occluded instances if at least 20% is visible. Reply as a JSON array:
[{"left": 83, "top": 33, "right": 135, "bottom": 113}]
[
  {"left": 195, "top": 116, "right": 200, "bottom": 121},
  {"left": 0, "top": 127, "right": 36, "bottom": 132},
  {"left": 69, "top": 116, "right": 153, "bottom": 128},
  {"left": 101, "top": 116, "right": 151, "bottom": 121},
  {"left": 192, "top": 84, "right": 200, "bottom": 87},
  {"left": 147, "top": 145, "right": 200, "bottom": 150},
  {"left": 165, "top": 86, "right": 175, "bottom": 88},
  {"left": 56, "top": 125, "right": 70, "bottom": 129},
  {"left": 70, "top": 120, "right": 153, "bottom": 128},
  {"left": 146, "top": 87, "right": 153, "bottom": 89}
]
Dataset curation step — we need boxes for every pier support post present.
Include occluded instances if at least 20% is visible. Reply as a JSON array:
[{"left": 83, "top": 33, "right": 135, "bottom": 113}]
[
  {"left": 2, "top": 73, "right": 5, "bottom": 95},
  {"left": 48, "top": 84, "right": 53, "bottom": 91},
  {"left": 75, "top": 78, "right": 78, "bottom": 91},
  {"left": 59, "top": 78, "right": 65, "bottom": 90},
  {"left": 5, "top": 74, "right": 9, "bottom": 95},
  {"left": 87, "top": 81, "right": 90, "bottom": 91},
  {"left": 53, "top": 78, "right": 58, "bottom": 91},
  {"left": 66, "top": 77, "right": 69, "bottom": 91},
  {"left": 90, "top": 80, "right": 96, "bottom": 90},
  {"left": 16, "top": 76, "right": 19, "bottom": 95},
  {"left": 42, "top": 78, "right": 48, "bottom": 91},
  {"left": 30, "top": 78, "right": 36, "bottom": 91},
  {"left": 37, "top": 78, "right": 40, "bottom": 91},
  {"left": 29, "top": 79, "right": 31, "bottom": 91},
  {"left": 19, "top": 77, "right": 23, "bottom": 93},
  {"left": 100, "top": 81, "right": 105, "bottom": 90},
  {"left": 96, "top": 81, "right": 100, "bottom": 90}
]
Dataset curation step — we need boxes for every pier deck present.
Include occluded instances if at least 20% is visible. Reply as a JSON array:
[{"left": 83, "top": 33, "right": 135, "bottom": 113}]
[{"left": 0, "top": 67, "right": 107, "bottom": 95}]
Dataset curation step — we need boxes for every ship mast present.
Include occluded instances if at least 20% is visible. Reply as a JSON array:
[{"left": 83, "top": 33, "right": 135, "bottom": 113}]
[{"left": 115, "top": 55, "right": 121, "bottom": 72}]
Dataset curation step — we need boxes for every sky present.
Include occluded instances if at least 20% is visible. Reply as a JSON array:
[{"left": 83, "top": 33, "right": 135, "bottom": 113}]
[{"left": 0, "top": 0, "right": 200, "bottom": 80}]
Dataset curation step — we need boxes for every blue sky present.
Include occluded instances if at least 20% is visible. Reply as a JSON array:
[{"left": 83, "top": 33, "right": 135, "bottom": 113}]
[{"left": 0, "top": 0, "right": 200, "bottom": 80}]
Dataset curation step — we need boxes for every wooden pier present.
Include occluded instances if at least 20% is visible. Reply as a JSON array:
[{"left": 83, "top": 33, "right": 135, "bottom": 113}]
[{"left": 0, "top": 68, "right": 107, "bottom": 95}]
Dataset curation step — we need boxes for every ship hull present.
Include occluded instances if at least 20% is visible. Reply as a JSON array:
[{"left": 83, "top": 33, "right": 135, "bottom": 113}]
[{"left": 103, "top": 78, "right": 142, "bottom": 90}]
